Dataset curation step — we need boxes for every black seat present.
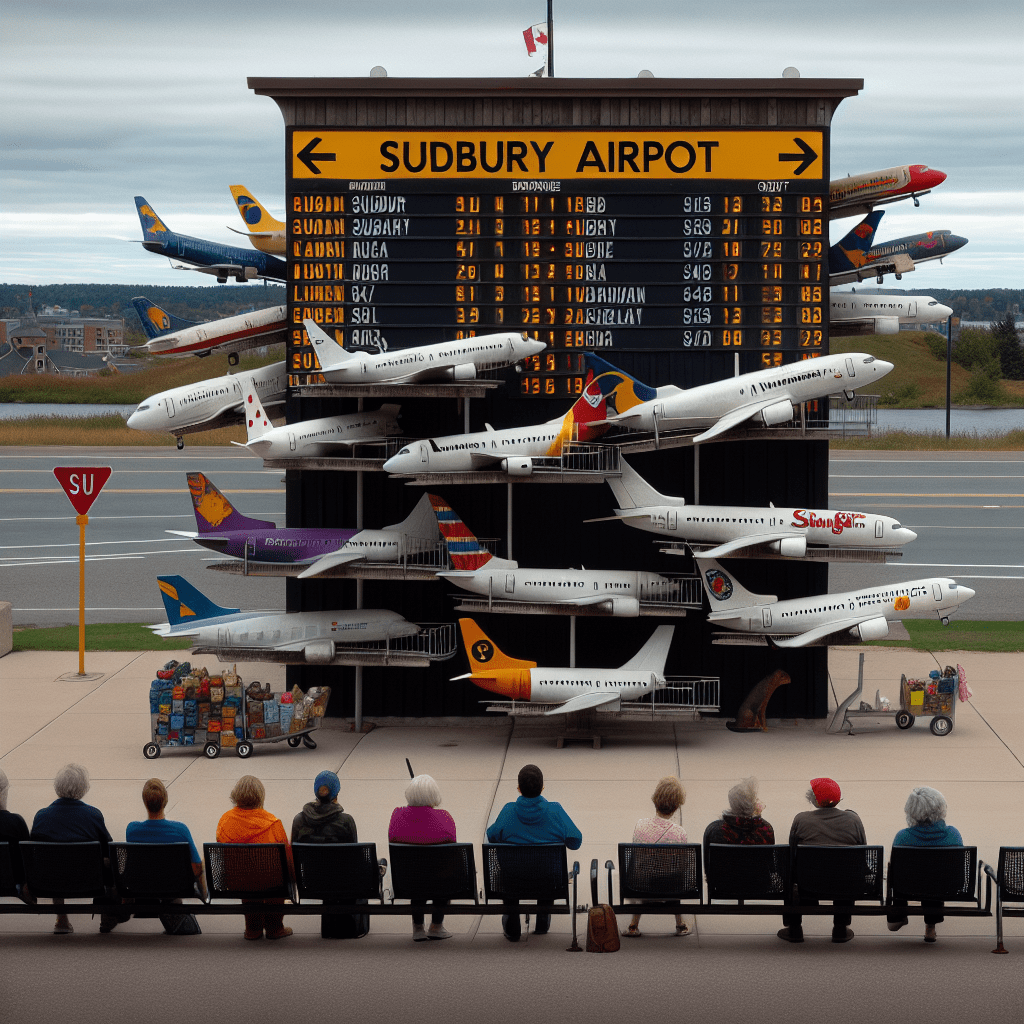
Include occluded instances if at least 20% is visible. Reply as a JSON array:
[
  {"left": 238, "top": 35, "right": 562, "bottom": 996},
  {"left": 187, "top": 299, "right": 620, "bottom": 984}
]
[
  {"left": 888, "top": 846, "right": 979, "bottom": 905},
  {"left": 617, "top": 842, "right": 703, "bottom": 902},
  {"left": 292, "top": 843, "right": 386, "bottom": 903},
  {"left": 20, "top": 841, "right": 106, "bottom": 899},
  {"left": 988, "top": 846, "right": 1024, "bottom": 953},
  {"left": 1, "top": 842, "right": 21, "bottom": 897},
  {"left": 389, "top": 843, "right": 478, "bottom": 903},
  {"left": 203, "top": 843, "right": 291, "bottom": 901},
  {"left": 705, "top": 844, "right": 791, "bottom": 902},
  {"left": 482, "top": 843, "right": 569, "bottom": 907},
  {"left": 794, "top": 845, "right": 884, "bottom": 902},
  {"left": 109, "top": 842, "right": 201, "bottom": 901}
]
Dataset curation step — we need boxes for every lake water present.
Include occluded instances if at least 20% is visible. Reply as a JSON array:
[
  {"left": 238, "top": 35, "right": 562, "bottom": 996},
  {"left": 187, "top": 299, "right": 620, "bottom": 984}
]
[{"left": 0, "top": 403, "right": 137, "bottom": 420}]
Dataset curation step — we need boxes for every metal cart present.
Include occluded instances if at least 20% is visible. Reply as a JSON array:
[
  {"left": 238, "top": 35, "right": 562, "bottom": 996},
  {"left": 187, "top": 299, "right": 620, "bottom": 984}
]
[
  {"left": 143, "top": 669, "right": 330, "bottom": 759},
  {"left": 833, "top": 655, "right": 965, "bottom": 736}
]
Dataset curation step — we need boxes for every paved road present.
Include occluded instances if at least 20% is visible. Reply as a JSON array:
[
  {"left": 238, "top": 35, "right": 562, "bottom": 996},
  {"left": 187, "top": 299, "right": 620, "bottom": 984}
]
[{"left": 0, "top": 446, "right": 1020, "bottom": 626}]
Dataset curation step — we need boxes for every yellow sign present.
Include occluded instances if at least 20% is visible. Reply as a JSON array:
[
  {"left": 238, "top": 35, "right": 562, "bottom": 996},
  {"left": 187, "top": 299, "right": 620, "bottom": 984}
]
[{"left": 291, "top": 129, "right": 823, "bottom": 181}]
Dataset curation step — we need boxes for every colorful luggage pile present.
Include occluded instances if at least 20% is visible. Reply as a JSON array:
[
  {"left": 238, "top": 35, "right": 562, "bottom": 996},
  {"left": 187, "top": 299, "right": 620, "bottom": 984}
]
[{"left": 149, "top": 661, "right": 243, "bottom": 749}]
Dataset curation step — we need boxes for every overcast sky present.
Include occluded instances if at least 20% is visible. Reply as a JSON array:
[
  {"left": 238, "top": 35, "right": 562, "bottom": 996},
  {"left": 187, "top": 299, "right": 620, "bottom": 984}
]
[{"left": 2, "top": 0, "right": 1020, "bottom": 291}]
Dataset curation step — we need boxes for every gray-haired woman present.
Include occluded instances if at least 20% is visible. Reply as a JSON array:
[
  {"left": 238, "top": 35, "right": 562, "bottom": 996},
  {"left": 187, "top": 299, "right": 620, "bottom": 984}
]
[
  {"left": 388, "top": 774, "right": 457, "bottom": 941},
  {"left": 887, "top": 786, "right": 963, "bottom": 943},
  {"left": 30, "top": 763, "right": 123, "bottom": 934}
]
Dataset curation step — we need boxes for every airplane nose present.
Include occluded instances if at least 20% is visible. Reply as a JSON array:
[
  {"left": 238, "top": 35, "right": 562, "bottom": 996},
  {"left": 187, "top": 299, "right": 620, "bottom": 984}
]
[
  {"left": 958, "top": 586, "right": 976, "bottom": 603},
  {"left": 937, "top": 304, "right": 953, "bottom": 320},
  {"left": 874, "top": 359, "right": 895, "bottom": 378},
  {"left": 900, "top": 528, "right": 918, "bottom": 543},
  {"left": 946, "top": 234, "right": 969, "bottom": 253}
]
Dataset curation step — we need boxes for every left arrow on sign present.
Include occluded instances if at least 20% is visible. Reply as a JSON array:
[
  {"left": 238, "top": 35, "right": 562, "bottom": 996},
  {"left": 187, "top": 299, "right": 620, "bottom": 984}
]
[
  {"left": 778, "top": 137, "right": 818, "bottom": 176},
  {"left": 297, "top": 137, "right": 337, "bottom": 175}
]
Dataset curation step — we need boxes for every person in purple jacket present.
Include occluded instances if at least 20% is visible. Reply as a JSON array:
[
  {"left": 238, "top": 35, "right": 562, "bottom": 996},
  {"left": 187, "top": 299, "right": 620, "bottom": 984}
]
[
  {"left": 887, "top": 786, "right": 964, "bottom": 943},
  {"left": 486, "top": 763, "right": 582, "bottom": 942},
  {"left": 388, "top": 774, "right": 457, "bottom": 941}
]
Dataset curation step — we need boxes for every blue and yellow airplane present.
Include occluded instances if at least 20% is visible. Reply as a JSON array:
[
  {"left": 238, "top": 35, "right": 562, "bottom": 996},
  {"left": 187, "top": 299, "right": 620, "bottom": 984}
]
[
  {"left": 227, "top": 185, "right": 286, "bottom": 255},
  {"left": 134, "top": 196, "right": 287, "bottom": 283}
]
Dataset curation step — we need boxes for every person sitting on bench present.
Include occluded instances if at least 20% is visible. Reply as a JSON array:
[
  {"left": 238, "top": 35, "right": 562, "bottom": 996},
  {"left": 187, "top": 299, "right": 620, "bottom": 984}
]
[{"left": 486, "top": 764, "right": 581, "bottom": 942}]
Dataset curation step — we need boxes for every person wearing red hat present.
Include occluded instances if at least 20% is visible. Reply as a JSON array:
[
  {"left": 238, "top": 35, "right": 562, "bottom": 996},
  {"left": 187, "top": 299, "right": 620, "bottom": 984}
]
[{"left": 778, "top": 777, "right": 866, "bottom": 944}]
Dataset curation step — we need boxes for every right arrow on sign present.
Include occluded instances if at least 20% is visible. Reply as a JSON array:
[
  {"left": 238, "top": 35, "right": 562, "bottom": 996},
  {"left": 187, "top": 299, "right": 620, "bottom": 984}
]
[{"left": 778, "top": 137, "right": 818, "bottom": 176}]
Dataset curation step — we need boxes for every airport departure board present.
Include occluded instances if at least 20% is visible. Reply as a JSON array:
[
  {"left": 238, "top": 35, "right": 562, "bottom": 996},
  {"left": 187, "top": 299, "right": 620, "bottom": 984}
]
[{"left": 285, "top": 128, "right": 828, "bottom": 398}]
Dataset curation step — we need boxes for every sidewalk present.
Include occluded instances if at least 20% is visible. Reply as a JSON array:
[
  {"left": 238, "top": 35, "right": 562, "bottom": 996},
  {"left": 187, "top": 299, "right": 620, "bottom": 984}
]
[{"left": 2, "top": 645, "right": 1023, "bottom": 1023}]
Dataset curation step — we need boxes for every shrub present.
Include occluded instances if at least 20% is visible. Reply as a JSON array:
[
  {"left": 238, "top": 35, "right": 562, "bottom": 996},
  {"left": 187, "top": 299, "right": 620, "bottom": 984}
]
[
  {"left": 952, "top": 328, "right": 1000, "bottom": 371},
  {"left": 954, "top": 367, "right": 1007, "bottom": 405}
]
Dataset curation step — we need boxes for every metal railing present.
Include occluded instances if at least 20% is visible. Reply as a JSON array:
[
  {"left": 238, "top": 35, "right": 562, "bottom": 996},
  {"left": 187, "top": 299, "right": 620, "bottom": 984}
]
[
  {"left": 335, "top": 623, "right": 458, "bottom": 661},
  {"left": 623, "top": 677, "right": 721, "bottom": 714},
  {"left": 828, "top": 394, "right": 879, "bottom": 438},
  {"left": 640, "top": 574, "right": 703, "bottom": 609}
]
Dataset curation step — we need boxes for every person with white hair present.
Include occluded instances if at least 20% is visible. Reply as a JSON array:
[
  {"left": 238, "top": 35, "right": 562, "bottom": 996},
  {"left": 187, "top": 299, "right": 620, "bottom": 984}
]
[
  {"left": 887, "top": 786, "right": 964, "bottom": 943},
  {"left": 388, "top": 774, "right": 457, "bottom": 941},
  {"left": 30, "top": 763, "right": 124, "bottom": 934},
  {"left": 701, "top": 776, "right": 776, "bottom": 869},
  {"left": 0, "top": 768, "right": 32, "bottom": 903}
]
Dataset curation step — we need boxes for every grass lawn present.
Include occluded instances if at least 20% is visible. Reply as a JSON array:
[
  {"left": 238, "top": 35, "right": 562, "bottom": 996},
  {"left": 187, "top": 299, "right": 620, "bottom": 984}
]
[
  {"left": 12, "top": 623, "right": 187, "bottom": 653},
  {"left": 865, "top": 619, "right": 1024, "bottom": 653}
]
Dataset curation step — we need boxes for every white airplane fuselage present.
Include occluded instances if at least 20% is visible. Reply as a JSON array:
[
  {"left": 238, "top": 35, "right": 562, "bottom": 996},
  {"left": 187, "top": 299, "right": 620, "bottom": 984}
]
[
  {"left": 141, "top": 305, "right": 286, "bottom": 358},
  {"left": 440, "top": 568, "right": 678, "bottom": 616},
  {"left": 616, "top": 503, "right": 917, "bottom": 554},
  {"left": 517, "top": 669, "right": 666, "bottom": 703},
  {"left": 830, "top": 293, "right": 952, "bottom": 336},
  {"left": 243, "top": 407, "right": 401, "bottom": 459},
  {"left": 127, "top": 362, "right": 286, "bottom": 436},
  {"left": 613, "top": 354, "right": 893, "bottom": 436},
  {"left": 709, "top": 578, "right": 974, "bottom": 638}
]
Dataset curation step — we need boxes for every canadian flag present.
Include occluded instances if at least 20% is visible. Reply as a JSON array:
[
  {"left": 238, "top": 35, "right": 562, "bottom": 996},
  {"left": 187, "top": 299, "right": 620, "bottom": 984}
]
[{"left": 523, "top": 22, "right": 548, "bottom": 56}]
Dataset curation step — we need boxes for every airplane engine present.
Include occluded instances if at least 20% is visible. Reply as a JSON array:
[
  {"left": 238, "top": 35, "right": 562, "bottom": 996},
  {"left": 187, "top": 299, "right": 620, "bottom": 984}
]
[
  {"left": 771, "top": 536, "right": 807, "bottom": 558},
  {"left": 759, "top": 400, "right": 795, "bottom": 427},
  {"left": 849, "top": 617, "right": 889, "bottom": 642},
  {"left": 303, "top": 640, "right": 336, "bottom": 664},
  {"left": 870, "top": 318, "right": 900, "bottom": 335},
  {"left": 502, "top": 457, "right": 534, "bottom": 476},
  {"left": 602, "top": 597, "right": 640, "bottom": 617},
  {"left": 446, "top": 363, "right": 478, "bottom": 381}
]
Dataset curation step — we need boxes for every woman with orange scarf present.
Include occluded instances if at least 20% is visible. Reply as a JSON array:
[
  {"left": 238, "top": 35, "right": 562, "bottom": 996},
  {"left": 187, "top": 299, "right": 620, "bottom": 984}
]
[{"left": 216, "top": 775, "right": 293, "bottom": 940}]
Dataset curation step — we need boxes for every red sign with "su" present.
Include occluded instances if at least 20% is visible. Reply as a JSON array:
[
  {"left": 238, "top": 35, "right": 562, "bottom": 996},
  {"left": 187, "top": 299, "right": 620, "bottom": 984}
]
[{"left": 53, "top": 466, "right": 112, "bottom": 515}]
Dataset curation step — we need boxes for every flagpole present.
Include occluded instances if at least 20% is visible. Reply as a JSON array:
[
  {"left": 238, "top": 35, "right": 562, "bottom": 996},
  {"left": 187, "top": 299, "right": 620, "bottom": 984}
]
[{"left": 547, "top": 0, "right": 554, "bottom": 77}]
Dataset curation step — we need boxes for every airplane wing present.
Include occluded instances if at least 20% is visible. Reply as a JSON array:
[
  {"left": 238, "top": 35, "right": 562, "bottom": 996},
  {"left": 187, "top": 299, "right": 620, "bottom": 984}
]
[
  {"left": 692, "top": 400, "right": 784, "bottom": 444},
  {"left": 695, "top": 533, "right": 801, "bottom": 559},
  {"left": 296, "top": 551, "right": 365, "bottom": 579},
  {"left": 543, "top": 690, "right": 622, "bottom": 716},
  {"left": 771, "top": 616, "right": 878, "bottom": 649},
  {"left": 829, "top": 253, "right": 915, "bottom": 287},
  {"left": 164, "top": 530, "right": 230, "bottom": 550},
  {"left": 171, "top": 263, "right": 263, "bottom": 282}
]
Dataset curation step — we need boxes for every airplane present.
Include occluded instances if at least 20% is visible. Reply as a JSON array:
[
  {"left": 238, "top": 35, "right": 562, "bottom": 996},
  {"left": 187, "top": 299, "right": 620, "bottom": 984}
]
[
  {"left": 134, "top": 196, "right": 287, "bottom": 283},
  {"left": 228, "top": 185, "right": 286, "bottom": 254},
  {"left": 303, "top": 319, "right": 546, "bottom": 383},
  {"left": 150, "top": 574, "right": 420, "bottom": 664},
  {"left": 829, "top": 291, "right": 953, "bottom": 336},
  {"left": 594, "top": 456, "right": 917, "bottom": 558},
  {"left": 829, "top": 211, "right": 968, "bottom": 287},
  {"left": 232, "top": 372, "right": 401, "bottom": 459},
  {"left": 126, "top": 361, "right": 287, "bottom": 448},
  {"left": 829, "top": 164, "right": 947, "bottom": 220},
  {"left": 428, "top": 493, "right": 680, "bottom": 616},
  {"left": 167, "top": 472, "right": 440, "bottom": 579},
  {"left": 381, "top": 364, "right": 622, "bottom": 476},
  {"left": 131, "top": 296, "right": 287, "bottom": 363},
  {"left": 452, "top": 618, "right": 675, "bottom": 716},
  {"left": 579, "top": 351, "right": 894, "bottom": 444},
  {"left": 693, "top": 556, "right": 975, "bottom": 648}
]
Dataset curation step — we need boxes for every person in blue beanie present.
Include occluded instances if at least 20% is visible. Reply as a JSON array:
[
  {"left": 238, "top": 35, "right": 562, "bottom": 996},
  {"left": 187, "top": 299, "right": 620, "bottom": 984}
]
[{"left": 486, "top": 763, "right": 582, "bottom": 942}]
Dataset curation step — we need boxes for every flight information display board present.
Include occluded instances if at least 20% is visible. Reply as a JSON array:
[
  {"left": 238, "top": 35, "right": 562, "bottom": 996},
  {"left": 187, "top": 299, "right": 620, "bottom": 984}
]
[{"left": 286, "top": 128, "right": 828, "bottom": 398}]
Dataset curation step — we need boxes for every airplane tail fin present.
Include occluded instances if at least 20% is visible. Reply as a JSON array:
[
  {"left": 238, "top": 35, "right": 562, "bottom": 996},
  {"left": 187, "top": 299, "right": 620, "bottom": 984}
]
[
  {"left": 829, "top": 210, "right": 885, "bottom": 274},
  {"left": 157, "top": 575, "right": 239, "bottom": 628},
  {"left": 229, "top": 185, "right": 286, "bottom": 233},
  {"left": 304, "top": 319, "right": 359, "bottom": 372},
  {"left": 238, "top": 374, "right": 274, "bottom": 440},
  {"left": 457, "top": 618, "right": 536, "bottom": 672},
  {"left": 606, "top": 457, "right": 676, "bottom": 510},
  {"left": 429, "top": 494, "right": 514, "bottom": 570},
  {"left": 383, "top": 492, "right": 442, "bottom": 543},
  {"left": 131, "top": 296, "right": 198, "bottom": 339},
  {"left": 618, "top": 624, "right": 675, "bottom": 673},
  {"left": 550, "top": 359, "right": 650, "bottom": 451},
  {"left": 187, "top": 472, "right": 276, "bottom": 534},
  {"left": 693, "top": 557, "right": 775, "bottom": 611},
  {"left": 134, "top": 196, "right": 171, "bottom": 243}
]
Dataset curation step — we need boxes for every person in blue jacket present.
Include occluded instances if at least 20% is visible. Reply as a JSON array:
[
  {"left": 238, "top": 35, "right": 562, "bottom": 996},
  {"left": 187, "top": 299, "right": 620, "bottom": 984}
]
[{"left": 486, "top": 763, "right": 582, "bottom": 942}]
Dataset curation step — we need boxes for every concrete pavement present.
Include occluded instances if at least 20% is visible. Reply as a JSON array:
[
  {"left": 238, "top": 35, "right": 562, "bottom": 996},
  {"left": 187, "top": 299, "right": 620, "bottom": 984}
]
[{"left": 2, "top": 644, "right": 1023, "bottom": 1023}]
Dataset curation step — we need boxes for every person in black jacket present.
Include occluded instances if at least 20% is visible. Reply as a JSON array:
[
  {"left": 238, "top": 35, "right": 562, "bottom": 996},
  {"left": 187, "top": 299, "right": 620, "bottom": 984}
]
[{"left": 0, "top": 768, "right": 32, "bottom": 904}]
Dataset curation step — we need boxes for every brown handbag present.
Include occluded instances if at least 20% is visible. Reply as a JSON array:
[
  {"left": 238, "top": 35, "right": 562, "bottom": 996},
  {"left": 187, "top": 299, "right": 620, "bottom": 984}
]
[{"left": 586, "top": 904, "right": 620, "bottom": 953}]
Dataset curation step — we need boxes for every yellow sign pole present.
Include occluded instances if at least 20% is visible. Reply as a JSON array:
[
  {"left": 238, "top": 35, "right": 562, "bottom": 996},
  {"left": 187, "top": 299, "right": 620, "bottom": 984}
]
[{"left": 76, "top": 512, "right": 88, "bottom": 676}]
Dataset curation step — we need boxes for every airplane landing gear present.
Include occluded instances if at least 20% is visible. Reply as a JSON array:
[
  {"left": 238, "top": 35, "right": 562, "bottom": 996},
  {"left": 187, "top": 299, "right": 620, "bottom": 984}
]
[
  {"left": 176, "top": 437, "right": 184, "bottom": 451},
  {"left": 941, "top": 616, "right": 950, "bottom": 626},
  {"left": 228, "top": 352, "right": 239, "bottom": 367}
]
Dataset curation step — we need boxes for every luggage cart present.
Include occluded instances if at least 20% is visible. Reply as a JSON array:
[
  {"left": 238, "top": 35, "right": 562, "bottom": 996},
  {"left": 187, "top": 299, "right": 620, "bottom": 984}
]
[
  {"left": 143, "top": 663, "right": 330, "bottom": 759},
  {"left": 833, "top": 655, "right": 965, "bottom": 736}
]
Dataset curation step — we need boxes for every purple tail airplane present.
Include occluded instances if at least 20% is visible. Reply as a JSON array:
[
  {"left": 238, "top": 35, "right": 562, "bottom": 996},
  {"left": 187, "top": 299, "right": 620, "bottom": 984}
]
[{"left": 168, "top": 472, "right": 439, "bottom": 578}]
